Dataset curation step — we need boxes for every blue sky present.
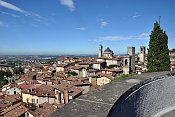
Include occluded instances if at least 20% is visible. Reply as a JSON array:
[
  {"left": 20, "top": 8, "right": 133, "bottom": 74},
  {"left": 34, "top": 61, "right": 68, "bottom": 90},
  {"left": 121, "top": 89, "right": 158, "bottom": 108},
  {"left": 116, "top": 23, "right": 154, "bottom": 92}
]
[{"left": 0, "top": 0, "right": 175, "bottom": 55}]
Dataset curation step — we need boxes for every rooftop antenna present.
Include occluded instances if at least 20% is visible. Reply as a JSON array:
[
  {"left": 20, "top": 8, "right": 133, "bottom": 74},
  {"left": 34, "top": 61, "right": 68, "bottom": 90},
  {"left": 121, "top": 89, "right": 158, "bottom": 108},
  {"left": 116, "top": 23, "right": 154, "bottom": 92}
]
[{"left": 159, "top": 16, "right": 161, "bottom": 25}]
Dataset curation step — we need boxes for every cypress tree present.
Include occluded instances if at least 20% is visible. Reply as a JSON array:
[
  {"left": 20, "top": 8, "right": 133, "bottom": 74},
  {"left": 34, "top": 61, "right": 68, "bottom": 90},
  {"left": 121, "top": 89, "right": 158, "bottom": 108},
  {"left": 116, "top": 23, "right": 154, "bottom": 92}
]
[{"left": 147, "top": 21, "right": 170, "bottom": 72}]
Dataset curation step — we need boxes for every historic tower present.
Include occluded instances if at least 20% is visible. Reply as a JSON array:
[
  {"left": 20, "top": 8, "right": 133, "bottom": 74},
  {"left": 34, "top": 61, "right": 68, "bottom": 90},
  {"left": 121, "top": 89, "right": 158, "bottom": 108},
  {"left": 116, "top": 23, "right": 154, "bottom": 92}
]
[
  {"left": 139, "top": 46, "right": 146, "bottom": 63},
  {"left": 99, "top": 44, "right": 103, "bottom": 57},
  {"left": 127, "top": 47, "right": 135, "bottom": 72}
]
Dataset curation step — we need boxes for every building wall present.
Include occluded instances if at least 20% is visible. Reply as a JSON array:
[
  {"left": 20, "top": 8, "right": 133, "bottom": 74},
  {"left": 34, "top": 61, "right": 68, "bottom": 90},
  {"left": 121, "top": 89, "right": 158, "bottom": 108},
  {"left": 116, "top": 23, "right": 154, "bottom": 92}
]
[
  {"left": 127, "top": 47, "right": 135, "bottom": 72},
  {"left": 97, "top": 77, "right": 111, "bottom": 86},
  {"left": 106, "top": 60, "right": 118, "bottom": 66},
  {"left": 170, "top": 51, "right": 175, "bottom": 71},
  {"left": 139, "top": 46, "right": 146, "bottom": 63},
  {"left": 6, "top": 87, "right": 21, "bottom": 95},
  {"left": 93, "top": 64, "right": 101, "bottom": 70},
  {"left": 22, "top": 93, "right": 39, "bottom": 104},
  {"left": 96, "top": 58, "right": 105, "bottom": 62},
  {"left": 82, "top": 68, "right": 87, "bottom": 77},
  {"left": 104, "top": 53, "right": 111, "bottom": 58},
  {"left": 76, "top": 64, "right": 89, "bottom": 69},
  {"left": 22, "top": 93, "right": 56, "bottom": 105},
  {"left": 89, "top": 77, "right": 97, "bottom": 86},
  {"left": 48, "top": 97, "right": 56, "bottom": 104},
  {"left": 2, "top": 86, "right": 10, "bottom": 92},
  {"left": 123, "top": 67, "right": 130, "bottom": 75},
  {"left": 99, "top": 44, "right": 103, "bottom": 57},
  {"left": 56, "top": 67, "right": 65, "bottom": 72},
  {"left": 38, "top": 96, "right": 48, "bottom": 104},
  {"left": 55, "top": 90, "right": 64, "bottom": 104}
]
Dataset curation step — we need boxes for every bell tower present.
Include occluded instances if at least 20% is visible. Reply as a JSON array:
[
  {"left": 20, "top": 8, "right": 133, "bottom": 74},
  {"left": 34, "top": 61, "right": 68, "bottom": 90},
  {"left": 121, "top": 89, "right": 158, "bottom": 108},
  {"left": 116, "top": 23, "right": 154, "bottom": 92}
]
[
  {"left": 99, "top": 44, "right": 103, "bottom": 57},
  {"left": 139, "top": 46, "right": 146, "bottom": 63}
]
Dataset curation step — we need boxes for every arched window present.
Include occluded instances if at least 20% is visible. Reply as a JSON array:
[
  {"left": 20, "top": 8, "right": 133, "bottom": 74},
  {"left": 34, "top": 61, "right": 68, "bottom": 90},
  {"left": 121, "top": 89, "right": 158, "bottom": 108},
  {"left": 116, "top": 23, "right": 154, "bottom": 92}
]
[{"left": 125, "top": 59, "right": 128, "bottom": 66}]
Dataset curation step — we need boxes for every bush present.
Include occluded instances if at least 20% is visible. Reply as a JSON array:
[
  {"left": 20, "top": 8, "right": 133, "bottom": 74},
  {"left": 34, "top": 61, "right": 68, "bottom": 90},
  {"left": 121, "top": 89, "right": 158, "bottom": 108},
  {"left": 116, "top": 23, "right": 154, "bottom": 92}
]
[{"left": 68, "top": 71, "right": 78, "bottom": 76}]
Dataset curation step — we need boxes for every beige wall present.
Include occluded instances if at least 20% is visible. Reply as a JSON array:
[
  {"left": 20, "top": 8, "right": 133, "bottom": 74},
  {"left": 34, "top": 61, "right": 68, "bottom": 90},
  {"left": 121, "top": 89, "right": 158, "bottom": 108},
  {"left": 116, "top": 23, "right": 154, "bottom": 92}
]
[
  {"left": 106, "top": 60, "right": 118, "bottom": 66},
  {"left": 123, "top": 67, "right": 130, "bottom": 74},
  {"left": 56, "top": 67, "right": 65, "bottom": 72},
  {"left": 22, "top": 93, "right": 39, "bottom": 104},
  {"left": 22, "top": 93, "right": 56, "bottom": 105},
  {"left": 97, "top": 77, "right": 111, "bottom": 86}
]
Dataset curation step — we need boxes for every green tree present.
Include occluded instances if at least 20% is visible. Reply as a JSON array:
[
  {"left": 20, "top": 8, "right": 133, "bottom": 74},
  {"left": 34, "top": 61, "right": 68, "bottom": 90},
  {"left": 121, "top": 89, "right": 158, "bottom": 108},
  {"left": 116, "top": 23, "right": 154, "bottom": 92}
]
[
  {"left": 108, "top": 64, "right": 118, "bottom": 69},
  {"left": 170, "top": 48, "right": 175, "bottom": 52},
  {"left": 68, "top": 71, "right": 78, "bottom": 76},
  {"left": 13, "top": 66, "right": 24, "bottom": 75},
  {"left": 5, "top": 70, "right": 12, "bottom": 77},
  {"left": 147, "top": 21, "right": 170, "bottom": 72},
  {"left": 0, "top": 70, "right": 8, "bottom": 87}
]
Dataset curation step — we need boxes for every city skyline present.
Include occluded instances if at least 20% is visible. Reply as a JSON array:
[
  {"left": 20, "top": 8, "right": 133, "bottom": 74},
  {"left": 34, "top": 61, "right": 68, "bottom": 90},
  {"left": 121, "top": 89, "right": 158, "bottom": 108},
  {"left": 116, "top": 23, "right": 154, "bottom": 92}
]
[{"left": 0, "top": 0, "right": 175, "bottom": 55}]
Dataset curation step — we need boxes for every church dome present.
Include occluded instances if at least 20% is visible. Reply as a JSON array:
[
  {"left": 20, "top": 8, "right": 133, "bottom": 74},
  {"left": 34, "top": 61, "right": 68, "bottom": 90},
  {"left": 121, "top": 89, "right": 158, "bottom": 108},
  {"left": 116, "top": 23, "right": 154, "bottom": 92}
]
[{"left": 104, "top": 47, "right": 112, "bottom": 53}]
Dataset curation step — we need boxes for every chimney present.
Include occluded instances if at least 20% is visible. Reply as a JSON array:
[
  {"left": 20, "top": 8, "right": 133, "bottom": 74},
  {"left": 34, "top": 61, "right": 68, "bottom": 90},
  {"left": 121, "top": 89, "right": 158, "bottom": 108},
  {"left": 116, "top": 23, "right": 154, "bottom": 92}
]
[{"left": 63, "top": 90, "right": 69, "bottom": 104}]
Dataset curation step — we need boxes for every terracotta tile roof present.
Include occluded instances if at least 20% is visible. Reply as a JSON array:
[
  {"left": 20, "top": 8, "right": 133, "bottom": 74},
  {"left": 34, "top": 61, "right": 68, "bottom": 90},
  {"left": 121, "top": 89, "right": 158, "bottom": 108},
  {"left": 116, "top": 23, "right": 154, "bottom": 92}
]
[
  {"left": 101, "top": 68, "right": 123, "bottom": 72},
  {"left": 68, "top": 86, "right": 84, "bottom": 97},
  {"left": 22, "top": 84, "right": 56, "bottom": 97},
  {"left": 2, "top": 82, "right": 17, "bottom": 89},
  {"left": 0, "top": 103, "right": 28, "bottom": 117},
  {"left": 35, "top": 90, "right": 55, "bottom": 98},
  {"left": 91, "top": 61, "right": 104, "bottom": 64},
  {"left": 57, "top": 72, "right": 68, "bottom": 78},
  {"left": 73, "top": 80, "right": 91, "bottom": 86},
  {"left": 56, "top": 64, "right": 68, "bottom": 67},
  {"left": 77, "top": 62, "right": 91, "bottom": 65},
  {"left": 70, "top": 66, "right": 83, "bottom": 70},
  {"left": 66, "top": 77, "right": 78, "bottom": 82},
  {"left": 38, "top": 84, "right": 55, "bottom": 91},
  {"left": 0, "top": 99, "right": 11, "bottom": 110},
  {"left": 18, "top": 83, "right": 34, "bottom": 90},
  {"left": 4, "top": 94, "right": 21, "bottom": 104},
  {"left": 56, "top": 83, "right": 74, "bottom": 92},
  {"left": 29, "top": 84, "right": 42, "bottom": 89},
  {"left": 22, "top": 89, "right": 56, "bottom": 98},
  {"left": 97, "top": 73, "right": 114, "bottom": 79},
  {"left": 29, "top": 102, "right": 57, "bottom": 117}
]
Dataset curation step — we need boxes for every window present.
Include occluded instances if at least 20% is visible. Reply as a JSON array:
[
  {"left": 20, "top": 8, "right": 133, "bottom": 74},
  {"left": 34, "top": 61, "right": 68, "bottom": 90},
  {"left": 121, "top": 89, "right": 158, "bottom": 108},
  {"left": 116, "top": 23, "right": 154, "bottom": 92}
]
[
  {"left": 32, "top": 99, "right": 35, "bottom": 103},
  {"left": 26, "top": 112, "right": 29, "bottom": 117}
]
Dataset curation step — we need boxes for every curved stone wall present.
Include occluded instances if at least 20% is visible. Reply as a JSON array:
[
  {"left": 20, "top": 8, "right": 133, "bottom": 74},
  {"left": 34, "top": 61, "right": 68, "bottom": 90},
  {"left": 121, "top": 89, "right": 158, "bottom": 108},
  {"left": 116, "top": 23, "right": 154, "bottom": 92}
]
[{"left": 108, "top": 75, "right": 175, "bottom": 117}]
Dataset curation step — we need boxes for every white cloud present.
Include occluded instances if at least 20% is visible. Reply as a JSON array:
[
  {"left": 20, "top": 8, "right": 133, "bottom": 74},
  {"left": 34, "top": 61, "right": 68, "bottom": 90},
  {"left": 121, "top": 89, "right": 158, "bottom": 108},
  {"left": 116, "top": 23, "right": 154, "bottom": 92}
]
[
  {"left": 0, "top": 21, "right": 8, "bottom": 27},
  {"left": 0, "top": 0, "right": 44, "bottom": 19},
  {"left": 0, "top": 11, "right": 20, "bottom": 18},
  {"left": 100, "top": 33, "right": 149, "bottom": 41},
  {"left": 0, "top": 0, "right": 26, "bottom": 13},
  {"left": 76, "top": 27, "right": 87, "bottom": 31},
  {"left": 132, "top": 14, "right": 141, "bottom": 18},
  {"left": 60, "top": 0, "right": 75, "bottom": 11},
  {"left": 132, "top": 12, "right": 141, "bottom": 19},
  {"left": 33, "top": 18, "right": 48, "bottom": 25},
  {"left": 100, "top": 21, "right": 108, "bottom": 28},
  {"left": 97, "top": 18, "right": 108, "bottom": 28}
]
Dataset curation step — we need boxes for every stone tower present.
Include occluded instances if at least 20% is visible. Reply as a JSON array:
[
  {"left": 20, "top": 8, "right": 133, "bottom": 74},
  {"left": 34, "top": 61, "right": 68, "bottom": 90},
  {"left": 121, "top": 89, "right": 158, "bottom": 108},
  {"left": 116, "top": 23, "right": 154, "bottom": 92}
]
[
  {"left": 127, "top": 47, "right": 135, "bottom": 72},
  {"left": 139, "top": 46, "right": 146, "bottom": 63},
  {"left": 99, "top": 44, "right": 103, "bottom": 57}
]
